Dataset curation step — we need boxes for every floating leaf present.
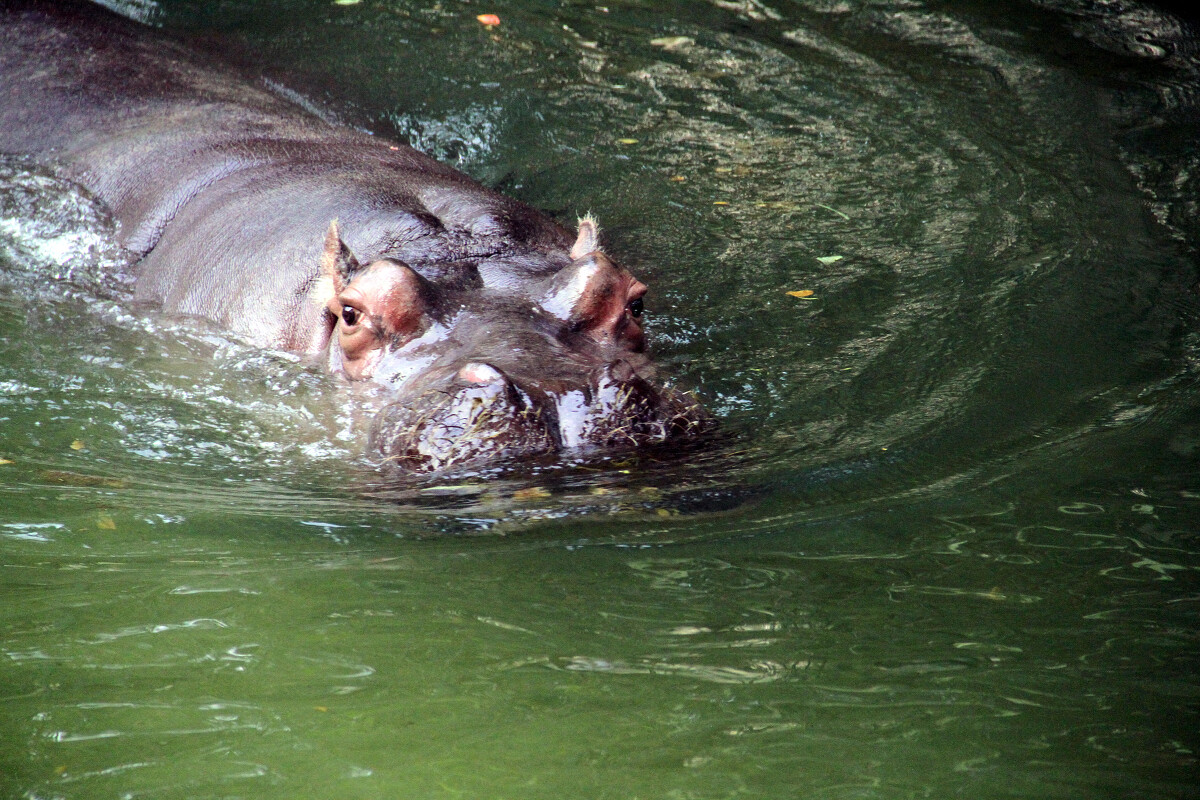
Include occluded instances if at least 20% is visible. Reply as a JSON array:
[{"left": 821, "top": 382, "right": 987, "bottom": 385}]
[
  {"left": 333, "top": 0, "right": 360, "bottom": 4},
  {"left": 420, "top": 483, "right": 484, "bottom": 494},
  {"left": 650, "top": 36, "right": 694, "bottom": 50},
  {"left": 617, "top": 138, "right": 639, "bottom": 145},
  {"left": 40, "top": 470, "right": 128, "bottom": 489},
  {"left": 70, "top": 440, "right": 86, "bottom": 451},
  {"left": 97, "top": 514, "right": 116, "bottom": 531},
  {"left": 0, "top": 458, "right": 13, "bottom": 465},
  {"left": 815, "top": 255, "right": 843, "bottom": 265},
  {"left": 513, "top": 486, "right": 551, "bottom": 500},
  {"left": 670, "top": 175, "right": 686, "bottom": 182},
  {"left": 713, "top": 201, "right": 730, "bottom": 206},
  {"left": 787, "top": 290, "right": 816, "bottom": 299},
  {"left": 476, "top": 13, "right": 501, "bottom": 26}
]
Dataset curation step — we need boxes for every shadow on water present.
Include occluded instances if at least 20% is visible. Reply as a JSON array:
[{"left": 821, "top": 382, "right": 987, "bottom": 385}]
[{"left": 2, "top": 1, "right": 1200, "bottom": 798}]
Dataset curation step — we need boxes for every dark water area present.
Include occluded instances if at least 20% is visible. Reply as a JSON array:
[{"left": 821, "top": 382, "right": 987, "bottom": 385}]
[{"left": 2, "top": 0, "right": 1199, "bottom": 797}]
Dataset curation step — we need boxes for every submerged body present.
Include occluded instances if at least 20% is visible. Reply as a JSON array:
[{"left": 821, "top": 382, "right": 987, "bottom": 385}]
[{"left": 0, "top": 0, "right": 704, "bottom": 472}]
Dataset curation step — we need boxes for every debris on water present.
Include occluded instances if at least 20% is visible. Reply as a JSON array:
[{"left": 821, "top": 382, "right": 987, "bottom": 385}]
[
  {"left": 70, "top": 439, "right": 86, "bottom": 451},
  {"left": 0, "top": 458, "right": 12, "bottom": 465},
  {"left": 333, "top": 0, "right": 361, "bottom": 5},
  {"left": 420, "top": 483, "right": 485, "bottom": 495},
  {"left": 513, "top": 486, "right": 551, "bottom": 501},
  {"left": 39, "top": 470, "right": 128, "bottom": 489},
  {"left": 815, "top": 255, "right": 843, "bottom": 265},
  {"left": 813, "top": 203, "right": 850, "bottom": 220},
  {"left": 787, "top": 290, "right": 816, "bottom": 299},
  {"left": 96, "top": 513, "right": 116, "bottom": 531},
  {"left": 617, "top": 138, "right": 639, "bottom": 145},
  {"left": 477, "top": 13, "right": 501, "bottom": 27},
  {"left": 650, "top": 36, "right": 694, "bottom": 51}
]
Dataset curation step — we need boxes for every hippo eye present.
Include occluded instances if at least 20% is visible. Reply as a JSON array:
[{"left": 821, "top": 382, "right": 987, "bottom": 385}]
[
  {"left": 629, "top": 298, "right": 644, "bottom": 318},
  {"left": 341, "top": 305, "right": 361, "bottom": 327}
]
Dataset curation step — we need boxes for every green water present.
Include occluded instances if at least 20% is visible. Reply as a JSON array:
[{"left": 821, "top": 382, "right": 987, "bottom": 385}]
[{"left": 3, "top": 0, "right": 1199, "bottom": 797}]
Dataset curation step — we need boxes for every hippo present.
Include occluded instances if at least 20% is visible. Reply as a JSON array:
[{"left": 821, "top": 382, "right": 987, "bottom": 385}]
[{"left": 0, "top": 0, "right": 706, "bottom": 473}]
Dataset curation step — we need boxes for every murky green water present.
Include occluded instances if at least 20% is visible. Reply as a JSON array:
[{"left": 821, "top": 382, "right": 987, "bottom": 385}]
[{"left": 3, "top": 0, "right": 1199, "bottom": 797}]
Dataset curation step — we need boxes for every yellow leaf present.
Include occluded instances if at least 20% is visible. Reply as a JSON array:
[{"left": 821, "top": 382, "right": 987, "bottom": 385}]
[
  {"left": 786, "top": 290, "right": 816, "bottom": 298},
  {"left": 96, "top": 514, "right": 116, "bottom": 531},
  {"left": 0, "top": 458, "right": 13, "bottom": 465},
  {"left": 617, "top": 138, "right": 639, "bottom": 145},
  {"left": 476, "top": 13, "right": 501, "bottom": 26},
  {"left": 713, "top": 201, "right": 729, "bottom": 206},
  {"left": 513, "top": 487, "right": 551, "bottom": 501},
  {"left": 70, "top": 440, "right": 86, "bottom": 451}
]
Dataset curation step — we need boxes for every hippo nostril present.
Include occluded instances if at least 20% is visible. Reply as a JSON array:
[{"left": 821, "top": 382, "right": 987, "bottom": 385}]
[
  {"left": 606, "top": 360, "right": 637, "bottom": 383},
  {"left": 457, "top": 362, "right": 506, "bottom": 386}
]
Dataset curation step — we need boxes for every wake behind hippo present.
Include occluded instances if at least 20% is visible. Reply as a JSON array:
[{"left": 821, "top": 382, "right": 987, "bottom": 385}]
[{"left": 0, "top": 0, "right": 706, "bottom": 474}]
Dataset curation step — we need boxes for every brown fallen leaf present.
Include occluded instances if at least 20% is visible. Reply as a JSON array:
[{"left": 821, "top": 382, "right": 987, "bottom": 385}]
[{"left": 40, "top": 470, "right": 128, "bottom": 489}]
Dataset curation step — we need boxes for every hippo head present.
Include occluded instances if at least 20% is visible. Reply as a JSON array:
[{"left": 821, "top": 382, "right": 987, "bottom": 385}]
[{"left": 317, "top": 219, "right": 706, "bottom": 473}]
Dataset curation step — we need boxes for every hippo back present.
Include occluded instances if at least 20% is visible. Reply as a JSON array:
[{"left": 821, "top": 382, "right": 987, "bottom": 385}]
[{"left": 0, "top": 0, "right": 574, "bottom": 349}]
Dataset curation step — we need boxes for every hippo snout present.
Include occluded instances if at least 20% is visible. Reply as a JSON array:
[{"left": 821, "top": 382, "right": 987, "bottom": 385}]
[{"left": 367, "top": 362, "right": 707, "bottom": 473}]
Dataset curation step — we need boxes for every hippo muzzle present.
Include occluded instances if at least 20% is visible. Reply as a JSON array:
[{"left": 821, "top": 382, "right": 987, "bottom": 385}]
[{"left": 368, "top": 361, "right": 706, "bottom": 473}]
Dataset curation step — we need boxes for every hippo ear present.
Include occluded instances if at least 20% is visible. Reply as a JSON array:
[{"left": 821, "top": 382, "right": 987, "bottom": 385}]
[
  {"left": 320, "top": 219, "right": 361, "bottom": 295},
  {"left": 569, "top": 214, "right": 602, "bottom": 260},
  {"left": 543, "top": 252, "right": 647, "bottom": 351}
]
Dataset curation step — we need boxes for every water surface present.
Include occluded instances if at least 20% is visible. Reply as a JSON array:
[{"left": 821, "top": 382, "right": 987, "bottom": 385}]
[{"left": 2, "top": 0, "right": 1199, "bottom": 797}]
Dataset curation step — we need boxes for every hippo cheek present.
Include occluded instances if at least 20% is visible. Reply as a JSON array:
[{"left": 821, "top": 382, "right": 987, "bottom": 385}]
[{"left": 367, "top": 365, "right": 556, "bottom": 473}]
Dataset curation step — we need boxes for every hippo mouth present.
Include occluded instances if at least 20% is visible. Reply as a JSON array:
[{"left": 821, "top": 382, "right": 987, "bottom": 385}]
[{"left": 367, "top": 363, "right": 708, "bottom": 473}]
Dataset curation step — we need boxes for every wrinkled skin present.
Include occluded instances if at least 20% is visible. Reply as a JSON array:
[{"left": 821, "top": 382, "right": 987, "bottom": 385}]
[{"left": 0, "top": 0, "right": 706, "bottom": 473}]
